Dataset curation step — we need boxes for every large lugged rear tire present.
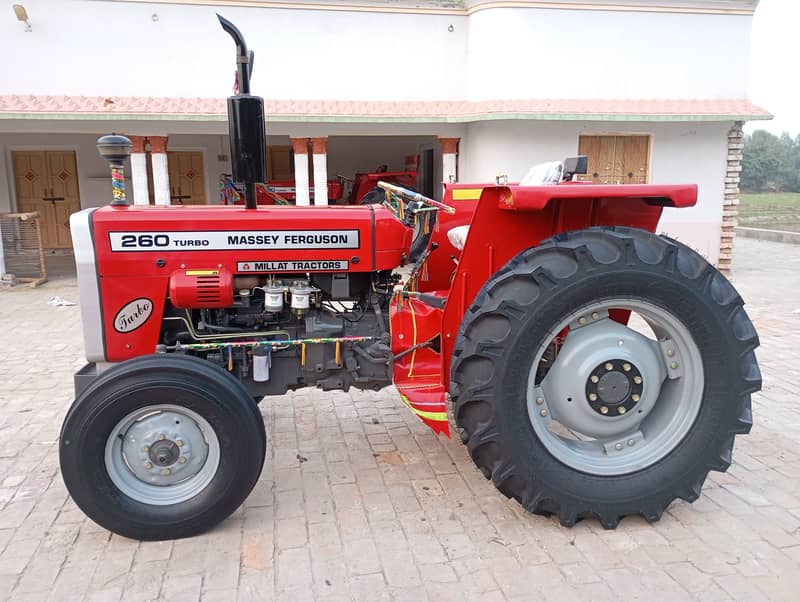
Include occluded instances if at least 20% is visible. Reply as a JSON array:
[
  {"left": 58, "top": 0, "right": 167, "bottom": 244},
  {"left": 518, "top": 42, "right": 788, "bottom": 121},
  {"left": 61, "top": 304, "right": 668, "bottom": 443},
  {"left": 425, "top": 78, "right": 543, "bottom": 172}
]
[
  {"left": 450, "top": 227, "right": 760, "bottom": 528},
  {"left": 60, "top": 354, "right": 266, "bottom": 540}
]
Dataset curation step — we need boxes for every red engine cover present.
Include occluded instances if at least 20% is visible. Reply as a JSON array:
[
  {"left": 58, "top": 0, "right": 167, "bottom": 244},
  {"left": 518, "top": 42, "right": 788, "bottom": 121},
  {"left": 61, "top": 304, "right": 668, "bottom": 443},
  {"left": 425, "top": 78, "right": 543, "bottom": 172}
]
[{"left": 169, "top": 268, "right": 234, "bottom": 308}]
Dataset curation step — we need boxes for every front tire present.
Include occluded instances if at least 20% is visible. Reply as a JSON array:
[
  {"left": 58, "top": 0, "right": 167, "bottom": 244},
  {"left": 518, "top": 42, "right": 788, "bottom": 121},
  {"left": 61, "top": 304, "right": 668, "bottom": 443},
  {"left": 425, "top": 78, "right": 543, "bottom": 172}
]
[
  {"left": 60, "top": 354, "right": 266, "bottom": 540},
  {"left": 450, "top": 227, "right": 760, "bottom": 528}
]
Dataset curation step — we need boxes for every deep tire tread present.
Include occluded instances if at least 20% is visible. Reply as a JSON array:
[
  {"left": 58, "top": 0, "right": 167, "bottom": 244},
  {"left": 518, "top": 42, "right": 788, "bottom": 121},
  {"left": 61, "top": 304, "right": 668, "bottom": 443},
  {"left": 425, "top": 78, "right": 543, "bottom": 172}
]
[{"left": 450, "top": 226, "right": 760, "bottom": 529}]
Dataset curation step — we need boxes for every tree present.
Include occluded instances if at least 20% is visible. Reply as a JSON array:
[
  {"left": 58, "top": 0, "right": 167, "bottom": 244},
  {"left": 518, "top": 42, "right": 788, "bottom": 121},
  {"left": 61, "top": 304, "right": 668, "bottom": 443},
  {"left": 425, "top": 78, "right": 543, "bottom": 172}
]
[{"left": 741, "top": 130, "right": 800, "bottom": 192}]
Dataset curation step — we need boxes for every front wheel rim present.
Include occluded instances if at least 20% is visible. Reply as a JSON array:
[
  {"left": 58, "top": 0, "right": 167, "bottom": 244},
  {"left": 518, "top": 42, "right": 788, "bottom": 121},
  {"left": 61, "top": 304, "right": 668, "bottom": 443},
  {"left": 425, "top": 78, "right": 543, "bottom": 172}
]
[
  {"left": 526, "top": 299, "right": 704, "bottom": 476},
  {"left": 104, "top": 404, "right": 220, "bottom": 505}
]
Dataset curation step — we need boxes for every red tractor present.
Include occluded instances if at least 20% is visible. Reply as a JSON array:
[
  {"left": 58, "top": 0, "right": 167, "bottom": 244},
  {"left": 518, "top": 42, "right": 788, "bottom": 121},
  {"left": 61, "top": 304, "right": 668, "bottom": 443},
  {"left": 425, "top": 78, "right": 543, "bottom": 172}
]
[
  {"left": 221, "top": 156, "right": 418, "bottom": 205},
  {"left": 60, "top": 17, "right": 760, "bottom": 540}
]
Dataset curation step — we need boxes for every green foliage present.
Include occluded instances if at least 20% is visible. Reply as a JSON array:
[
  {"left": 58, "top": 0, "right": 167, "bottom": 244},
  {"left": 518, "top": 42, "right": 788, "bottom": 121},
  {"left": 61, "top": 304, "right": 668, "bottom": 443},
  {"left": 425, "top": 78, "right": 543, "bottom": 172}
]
[{"left": 741, "top": 130, "right": 800, "bottom": 192}]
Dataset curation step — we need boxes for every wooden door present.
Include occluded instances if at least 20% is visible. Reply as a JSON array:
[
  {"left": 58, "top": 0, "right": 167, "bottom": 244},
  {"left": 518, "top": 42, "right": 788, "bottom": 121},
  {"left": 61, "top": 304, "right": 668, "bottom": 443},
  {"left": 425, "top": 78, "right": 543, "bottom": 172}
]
[
  {"left": 46, "top": 151, "right": 81, "bottom": 247},
  {"left": 13, "top": 150, "right": 80, "bottom": 248},
  {"left": 578, "top": 135, "right": 649, "bottom": 184},
  {"left": 267, "top": 146, "right": 294, "bottom": 180},
  {"left": 168, "top": 151, "right": 206, "bottom": 204}
]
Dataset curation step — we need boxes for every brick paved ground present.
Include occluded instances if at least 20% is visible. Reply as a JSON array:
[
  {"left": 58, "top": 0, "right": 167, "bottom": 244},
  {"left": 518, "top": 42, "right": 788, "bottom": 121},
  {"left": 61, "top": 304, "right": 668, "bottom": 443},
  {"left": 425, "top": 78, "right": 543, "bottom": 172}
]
[{"left": 0, "top": 238, "right": 799, "bottom": 601}]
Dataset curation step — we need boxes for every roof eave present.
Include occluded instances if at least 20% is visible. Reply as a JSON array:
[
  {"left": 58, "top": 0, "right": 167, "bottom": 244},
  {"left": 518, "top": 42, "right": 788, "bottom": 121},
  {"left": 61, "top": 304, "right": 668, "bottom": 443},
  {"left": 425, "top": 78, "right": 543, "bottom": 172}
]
[{"left": 0, "top": 110, "right": 773, "bottom": 123}]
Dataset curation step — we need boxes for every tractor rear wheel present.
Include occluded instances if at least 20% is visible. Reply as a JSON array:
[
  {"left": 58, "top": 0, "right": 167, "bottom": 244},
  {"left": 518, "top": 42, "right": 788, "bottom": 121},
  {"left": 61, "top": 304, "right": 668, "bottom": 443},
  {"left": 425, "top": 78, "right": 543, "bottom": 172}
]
[
  {"left": 60, "top": 354, "right": 266, "bottom": 540},
  {"left": 450, "top": 227, "right": 760, "bottom": 528}
]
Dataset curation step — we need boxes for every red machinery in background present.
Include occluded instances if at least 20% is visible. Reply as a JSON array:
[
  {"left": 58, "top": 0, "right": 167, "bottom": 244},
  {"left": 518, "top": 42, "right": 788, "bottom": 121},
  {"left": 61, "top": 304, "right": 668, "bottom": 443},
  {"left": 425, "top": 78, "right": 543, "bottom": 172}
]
[{"left": 223, "top": 155, "right": 419, "bottom": 205}]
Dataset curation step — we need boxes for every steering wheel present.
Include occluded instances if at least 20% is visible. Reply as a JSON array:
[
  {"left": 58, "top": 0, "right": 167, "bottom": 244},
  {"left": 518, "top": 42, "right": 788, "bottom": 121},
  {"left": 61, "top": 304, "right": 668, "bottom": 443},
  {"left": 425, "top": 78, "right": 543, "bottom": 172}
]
[{"left": 377, "top": 181, "right": 456, "bottom": 215}]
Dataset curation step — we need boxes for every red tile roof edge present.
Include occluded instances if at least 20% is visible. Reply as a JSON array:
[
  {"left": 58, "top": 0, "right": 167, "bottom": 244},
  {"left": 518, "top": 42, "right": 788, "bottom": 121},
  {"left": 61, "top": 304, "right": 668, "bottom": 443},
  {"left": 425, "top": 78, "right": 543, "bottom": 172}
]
[{"left": 0, "top": 95, "right": 772, "bottom": 119}]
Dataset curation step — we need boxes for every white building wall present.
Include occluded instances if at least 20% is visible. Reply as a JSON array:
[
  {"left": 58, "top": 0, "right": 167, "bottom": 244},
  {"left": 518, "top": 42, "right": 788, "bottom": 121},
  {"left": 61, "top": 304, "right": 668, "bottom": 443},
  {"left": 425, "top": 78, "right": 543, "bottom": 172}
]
[
  {"left": 460, "top": 119, "right": 731, "bottom": 262},
  {"left": 0, "top": 1, "right": 467, "bottom": 101},
  {"left": 0, "top": 2, "right": 751, "bottom": 103},
  {"left": 465, "top": 8, "right": 753, "bottom": 100}
]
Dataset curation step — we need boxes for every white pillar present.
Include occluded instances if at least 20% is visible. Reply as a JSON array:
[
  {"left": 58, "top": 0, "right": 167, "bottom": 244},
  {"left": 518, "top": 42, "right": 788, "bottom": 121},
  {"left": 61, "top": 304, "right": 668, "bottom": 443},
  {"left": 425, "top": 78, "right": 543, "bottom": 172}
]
[
  {"left": 152, "top": 154, "right": 170, "bottom": 206},
  {"left": 131, "top": 153, "right": 149, "bottom": 205},
  {"left": 291, "top": 138, "right": 310, "bottom": 206},
  {"left": 128, "top": 136, "right": 150, "bottom": 205},
  {"left": 0, "top": 222, "right": 6, "bottom": 277},
  {"left": 442, "top": 154, "right": 457, "bottom": 184},
  {"left": 311, "top": 137, "right": 328, "bottom": 206},
  {"left": 439, "top": 137, "right": 459, "bottom": 184},
  {"left": 150, "top": 136, "right": 170, "bottom": 206}
]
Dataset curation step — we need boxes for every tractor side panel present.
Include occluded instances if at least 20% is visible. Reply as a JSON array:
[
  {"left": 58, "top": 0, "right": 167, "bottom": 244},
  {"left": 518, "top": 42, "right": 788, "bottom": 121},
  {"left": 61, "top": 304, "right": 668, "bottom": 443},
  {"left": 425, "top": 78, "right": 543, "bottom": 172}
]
[
  {"left": 100, "top": 276, "right": 169, "bottom": 362},
  {"left": 390, "top": 297, "right": 449, "bottom": 435},
  {"left": 439, "top": 187, "right": 665, "bottom": 387}
]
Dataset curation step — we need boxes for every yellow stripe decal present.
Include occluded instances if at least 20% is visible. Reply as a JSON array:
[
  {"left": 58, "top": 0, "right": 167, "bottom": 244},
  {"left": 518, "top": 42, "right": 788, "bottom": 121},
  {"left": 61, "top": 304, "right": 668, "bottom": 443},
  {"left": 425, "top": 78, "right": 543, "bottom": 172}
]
[
  {"left": 407, "top": 300, "right": 418, "bottom": 377},
  {"left": 186, "top": 270, "right": 219, "bottom": 276},
  {"left": 399, "top": 393, "right": 448, "bottom": 422},
  {"left": 451, "top": 188, "right": 483, "bottom": 201}
]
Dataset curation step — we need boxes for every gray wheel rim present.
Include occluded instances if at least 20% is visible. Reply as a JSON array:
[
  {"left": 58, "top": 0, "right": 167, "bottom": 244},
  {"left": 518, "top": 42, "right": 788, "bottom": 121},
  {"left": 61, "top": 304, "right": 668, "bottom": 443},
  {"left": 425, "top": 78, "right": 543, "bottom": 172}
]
[
  {"left": 104, "top": 404, "right": 220, "bottom": 505},
  {"left": 526, "top": 299, "right": 704, "bottom": 476}
]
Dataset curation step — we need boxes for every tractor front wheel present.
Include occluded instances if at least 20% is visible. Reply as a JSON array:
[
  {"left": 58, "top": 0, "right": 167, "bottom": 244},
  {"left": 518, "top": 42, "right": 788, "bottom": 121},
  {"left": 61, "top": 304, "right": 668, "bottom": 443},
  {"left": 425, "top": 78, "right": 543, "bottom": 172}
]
[
  {"left": 59, "top": 354, "right": 266, "bottom": 540},
  {"left": 450, "top": 227, "right": 760, "bottom": 528}
]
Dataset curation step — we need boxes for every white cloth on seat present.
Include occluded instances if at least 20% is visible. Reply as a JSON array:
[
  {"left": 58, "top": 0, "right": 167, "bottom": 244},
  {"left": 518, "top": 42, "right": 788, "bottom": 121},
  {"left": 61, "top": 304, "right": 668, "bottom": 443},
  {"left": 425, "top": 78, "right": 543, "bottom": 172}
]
[
  {"left": 447, "top": 225, "right": 470, "bottom": 251},
  {"left": 520, "top": 161, "right": 564, "bottom": 186}
]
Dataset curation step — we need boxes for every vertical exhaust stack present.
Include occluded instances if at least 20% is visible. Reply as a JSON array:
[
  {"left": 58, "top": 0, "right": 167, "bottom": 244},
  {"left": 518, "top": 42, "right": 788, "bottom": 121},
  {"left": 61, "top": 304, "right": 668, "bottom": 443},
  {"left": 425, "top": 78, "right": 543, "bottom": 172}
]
[{"left": 218, "top": 15, "right": 267, "bottom": 209}]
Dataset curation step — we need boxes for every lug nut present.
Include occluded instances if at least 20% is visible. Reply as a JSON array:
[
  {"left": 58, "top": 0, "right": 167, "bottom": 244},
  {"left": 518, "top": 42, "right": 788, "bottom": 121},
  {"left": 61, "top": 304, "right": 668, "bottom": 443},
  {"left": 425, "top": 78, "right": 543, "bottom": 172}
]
[
  {"left": 535, "top": 397, "right": 544, "bottom": 405},
  {"left": 178, "top": 456, "right": 187, "bottom": 464},
  {"left": 667, "top": 349, "right": 675, "bottom": 357},
  {"left": 622, "top": 363, "right": 631, "bottom": 372},
  {"left": 589, "top": 393, "right": 598, "bottom": 401},
  {"left": 145, "top": 462, "right": 153, "bottom": 469},
  {"left": 615, "top": 443, "right": 623, "bottom": 451},
  {"left": 578, "top": 317, "right": 587, "bottom": 325},
  {"left": 628, "top": 439, "right": 636, "bottom": 447},
  {"left": 633, "top": 376, "right": 642, "bottom": 384},
  {"left": 632, "top": 394, "right": 640, "bottom": 402},
  {"left": 161, "top": 468, "right": 171, "bottom": 476},
  {"left": 618, "top": 407, "right": 627, "bottom": 415},
  {"left": 176, "top": 440, "right": 183, "bottom": 447},
  {"left": 158, "top": 434, "right": 166, "bottom": 441},
  {"left": 539, "top": 409, "right": 548, "bottom": 417},
  {"left": 600, "top": 406, "right": 609, "bottom": 415},
  {"left": 591, "top": 375, "right": 599, "bottom": 383},
  {"left": 671, "top": 362, "right": 679, "bottom": 370},
  {"left": 143, "top": 446, "right": 149, "bottom": 452},
  {"left": 605, "top": 362, "right": 613, "bottom": 371},
  {"left": 591, "top": 312, "right": 599, "bottom": 320}
]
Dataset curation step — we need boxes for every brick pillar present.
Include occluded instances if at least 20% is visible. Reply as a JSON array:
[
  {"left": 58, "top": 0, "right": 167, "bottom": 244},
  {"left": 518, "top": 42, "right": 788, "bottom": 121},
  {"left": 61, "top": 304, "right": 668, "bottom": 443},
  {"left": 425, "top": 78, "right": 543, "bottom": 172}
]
[
  {"left": 128, "top": 135, "right": 150, "bottom": 206},
  {"left": 439, "top": 137, "right": 459, "bottom": 184},
  {"left": 718, "top": 122, "right": 744, "bottom": 275},
  {"left": 149, "top": 136, "right": 170, "bottom": 206},
  {"left": 311, "top": 137, "right": 328, "bottom": 206},
  {"left": 291, "top": 137, "right": 310, "bottom": 206}
]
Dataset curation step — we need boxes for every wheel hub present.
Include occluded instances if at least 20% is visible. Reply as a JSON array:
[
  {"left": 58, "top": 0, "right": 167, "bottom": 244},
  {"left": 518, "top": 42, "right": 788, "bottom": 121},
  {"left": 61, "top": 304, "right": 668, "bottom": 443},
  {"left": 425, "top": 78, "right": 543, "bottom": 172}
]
[
  {"left": 149, "top": 439, "right": 180, "bottom": 466},
  {"left": 585, "top": 359, "right": 644, "bottom": 416},
  {"left": 118, "top": 409, "right": 209, "bottom": 487},
  {"left": 537, "top": 318, "right": 665, "bottom": 439}
]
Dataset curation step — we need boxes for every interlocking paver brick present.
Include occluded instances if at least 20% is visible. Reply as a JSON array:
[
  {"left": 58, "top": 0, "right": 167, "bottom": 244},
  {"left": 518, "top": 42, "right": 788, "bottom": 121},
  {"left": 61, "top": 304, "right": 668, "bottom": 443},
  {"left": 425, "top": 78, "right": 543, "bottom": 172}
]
[{"left": 0, "top": 238, "right": 798, "bottom": 599}]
